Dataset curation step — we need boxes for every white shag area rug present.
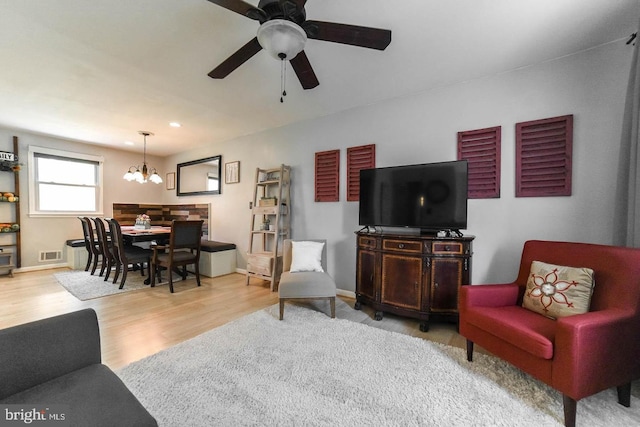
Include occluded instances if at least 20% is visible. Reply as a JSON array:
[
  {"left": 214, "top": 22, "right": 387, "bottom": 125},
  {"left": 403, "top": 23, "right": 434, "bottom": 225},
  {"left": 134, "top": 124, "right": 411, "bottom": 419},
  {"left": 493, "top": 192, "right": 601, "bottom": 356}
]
[
  {"left": 117, "top": 304, "right": 640, "bottom": 426},
  {"left": 54, "top": 269, "right": 175, "bottom": 300}
]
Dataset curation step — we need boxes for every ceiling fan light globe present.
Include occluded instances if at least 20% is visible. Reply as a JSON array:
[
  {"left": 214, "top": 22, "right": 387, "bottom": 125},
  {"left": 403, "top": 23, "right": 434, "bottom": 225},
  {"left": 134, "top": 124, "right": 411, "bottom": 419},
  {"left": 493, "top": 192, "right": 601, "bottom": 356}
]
[{"left": 257, "top": 19, "right": 307, "bottom": 60}]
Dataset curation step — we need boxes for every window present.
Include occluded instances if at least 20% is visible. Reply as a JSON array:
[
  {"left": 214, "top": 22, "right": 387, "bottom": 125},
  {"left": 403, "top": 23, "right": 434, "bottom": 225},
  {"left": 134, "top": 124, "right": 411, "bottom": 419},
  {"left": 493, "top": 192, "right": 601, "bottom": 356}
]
[
  {"left": 457, "top": 126, "right": 501, "bottom": 199},
  {"left": 28, "top": 146, "right": 103, "bottom": 216}
]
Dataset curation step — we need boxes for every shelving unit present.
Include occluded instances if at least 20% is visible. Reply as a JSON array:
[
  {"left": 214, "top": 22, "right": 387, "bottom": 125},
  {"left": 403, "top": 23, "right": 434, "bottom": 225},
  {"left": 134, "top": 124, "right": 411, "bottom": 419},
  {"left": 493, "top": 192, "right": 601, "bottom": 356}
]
[
  {"left": 0, "top": 136, "right": 21, "bottom": 277},
  {"left": 246, "top": 164, "right": 291, "bottom": 291}
]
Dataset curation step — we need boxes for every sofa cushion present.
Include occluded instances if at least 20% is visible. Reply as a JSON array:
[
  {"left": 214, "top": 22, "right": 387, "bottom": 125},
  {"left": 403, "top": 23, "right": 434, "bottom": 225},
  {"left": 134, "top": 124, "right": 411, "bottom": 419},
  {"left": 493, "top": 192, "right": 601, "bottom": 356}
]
[
  {"left": 200, "top": 240, "right": 236, "bottom": 253},
  {"left": 522, "top": 261, "right": 595, "bottom": 319},
  {"left": 66, "top": 239, "right": 85, "bottom": 248},
  {"left": 279, "top": 271, "right": 336, "bottom": 298},
  {"left": 290, "top": 241, "right": 325, "bottom": 273},
  {"left": 465, "top": 305, "right": 556, "bottom": 359},
  {"left": 1, "top": 364, "right": 157, "bottom": 426}
]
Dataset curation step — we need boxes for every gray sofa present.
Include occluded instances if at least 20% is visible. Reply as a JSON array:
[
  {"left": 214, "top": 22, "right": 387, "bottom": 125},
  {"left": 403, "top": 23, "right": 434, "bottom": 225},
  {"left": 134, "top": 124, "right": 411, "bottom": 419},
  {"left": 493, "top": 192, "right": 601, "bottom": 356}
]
[{"left": 0, "top": 308, "right": 157, "bottom": 426}]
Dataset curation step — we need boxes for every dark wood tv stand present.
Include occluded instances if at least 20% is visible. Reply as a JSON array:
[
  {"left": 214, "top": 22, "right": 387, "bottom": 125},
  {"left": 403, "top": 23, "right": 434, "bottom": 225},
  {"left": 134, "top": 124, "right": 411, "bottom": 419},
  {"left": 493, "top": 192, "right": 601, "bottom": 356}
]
[{"left": 355, "top": 230, "right": 474, "bottom": 332}]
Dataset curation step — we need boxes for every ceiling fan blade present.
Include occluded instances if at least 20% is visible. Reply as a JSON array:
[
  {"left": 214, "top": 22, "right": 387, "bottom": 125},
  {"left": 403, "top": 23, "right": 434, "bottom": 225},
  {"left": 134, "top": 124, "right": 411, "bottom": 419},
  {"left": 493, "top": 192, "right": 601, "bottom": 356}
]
[
  {"left": 304, "top": 20, "right": 391, "bottom": 50},
  {"left": 206, "top": 0, "right": 265, "bottom": 21},
  {"left": 208, "top": 37, "right": 263, "bottom": 79},
  {"left": 290, "top": 51, "right": 319, "bottom": 90}
]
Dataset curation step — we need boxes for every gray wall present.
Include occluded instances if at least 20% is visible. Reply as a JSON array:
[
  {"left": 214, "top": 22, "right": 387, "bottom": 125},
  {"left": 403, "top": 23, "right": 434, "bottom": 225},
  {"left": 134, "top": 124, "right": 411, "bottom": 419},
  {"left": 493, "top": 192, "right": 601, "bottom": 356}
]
[
  {"left": 161, "top": 40, "right": 632, "bottom": 292},
  {"left": 0, "top": 39, "right": 632, "bottom": 294}
]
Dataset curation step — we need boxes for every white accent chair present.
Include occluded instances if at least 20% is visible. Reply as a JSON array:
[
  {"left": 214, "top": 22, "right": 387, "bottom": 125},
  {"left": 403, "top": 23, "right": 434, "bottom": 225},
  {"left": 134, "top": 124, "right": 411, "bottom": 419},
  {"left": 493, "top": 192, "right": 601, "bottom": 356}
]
[{"left": 279, "top": 239, "right": 336, "bottom": 320}]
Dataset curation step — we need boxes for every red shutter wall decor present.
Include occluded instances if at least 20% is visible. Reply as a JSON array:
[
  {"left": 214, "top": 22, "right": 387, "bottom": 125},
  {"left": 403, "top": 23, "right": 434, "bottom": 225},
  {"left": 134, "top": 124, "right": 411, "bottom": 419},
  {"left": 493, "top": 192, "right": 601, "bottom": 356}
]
[
  {"left": 315, "top": 149, "right": 340, "bottom": 202},
  {"left": 457, "top": 126, "right": 501, "bottom": 199},
  {"left": 516, "top": 114, "right": 573, "bottom": 197},
  {"left": 346, "top": 144, "right": 376, "bottom": 202}
]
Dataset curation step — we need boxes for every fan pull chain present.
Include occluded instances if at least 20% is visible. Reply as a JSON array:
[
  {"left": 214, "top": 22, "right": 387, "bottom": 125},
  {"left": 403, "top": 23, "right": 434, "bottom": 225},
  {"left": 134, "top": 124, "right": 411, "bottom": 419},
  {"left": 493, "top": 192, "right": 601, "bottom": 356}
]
[{"left": 280, "top": 58, "right": 287, "bottom": 103}]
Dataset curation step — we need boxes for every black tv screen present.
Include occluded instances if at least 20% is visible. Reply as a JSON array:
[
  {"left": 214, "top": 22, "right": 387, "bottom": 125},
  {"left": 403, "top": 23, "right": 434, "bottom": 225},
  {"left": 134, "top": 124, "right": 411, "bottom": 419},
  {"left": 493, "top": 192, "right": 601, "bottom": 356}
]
[{"left": 358, "top": 160, "right": 468, "bottom": 231}]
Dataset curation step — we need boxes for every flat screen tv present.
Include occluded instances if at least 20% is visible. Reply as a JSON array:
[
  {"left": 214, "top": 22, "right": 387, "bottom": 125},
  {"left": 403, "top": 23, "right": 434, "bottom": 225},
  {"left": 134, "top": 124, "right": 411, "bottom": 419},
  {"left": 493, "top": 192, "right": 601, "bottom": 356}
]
[{"left": 358, "top": 160, "right": 468, "bottom": 233}]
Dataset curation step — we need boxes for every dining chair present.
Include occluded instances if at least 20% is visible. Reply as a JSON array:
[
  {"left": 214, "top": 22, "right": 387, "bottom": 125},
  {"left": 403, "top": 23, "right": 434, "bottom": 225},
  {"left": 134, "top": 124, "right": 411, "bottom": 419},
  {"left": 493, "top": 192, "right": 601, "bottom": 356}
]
[
  {"left": 106, "top": 218, "right": 152, "bottom": 289},
  {"left": 92, "top": 217, "right": 115, "bottom": 281},
  {"left": 150, "top": 220, "right": 203, "bottom": 293},
  {"left": 79, "top": 217, "right": 101, "bottom": 275}
]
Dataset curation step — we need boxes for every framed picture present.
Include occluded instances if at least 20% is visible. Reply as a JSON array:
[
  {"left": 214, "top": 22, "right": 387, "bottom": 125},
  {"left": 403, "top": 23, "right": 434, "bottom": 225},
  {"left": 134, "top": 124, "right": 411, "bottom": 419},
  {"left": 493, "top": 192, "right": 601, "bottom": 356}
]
[
  {"left": 225, "top": 161, "right": 240, "bottom": 184},
  {"left": 166, "top": 172, "right": 175, "bottom": 190}
]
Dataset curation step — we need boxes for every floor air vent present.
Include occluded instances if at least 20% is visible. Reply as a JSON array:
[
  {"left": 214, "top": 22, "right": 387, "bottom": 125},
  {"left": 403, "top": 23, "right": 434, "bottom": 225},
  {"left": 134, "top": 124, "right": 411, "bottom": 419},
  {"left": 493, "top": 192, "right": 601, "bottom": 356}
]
[{"left": 39, "top": 250, "right": 62, "bottom": 262}]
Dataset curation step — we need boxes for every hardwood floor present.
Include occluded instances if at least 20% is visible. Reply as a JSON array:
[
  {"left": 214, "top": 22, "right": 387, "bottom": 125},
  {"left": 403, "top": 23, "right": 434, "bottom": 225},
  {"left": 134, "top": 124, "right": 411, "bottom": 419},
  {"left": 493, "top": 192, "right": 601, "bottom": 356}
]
[{"left": 0, "top": 268, "right": 469, "bottom": 370}]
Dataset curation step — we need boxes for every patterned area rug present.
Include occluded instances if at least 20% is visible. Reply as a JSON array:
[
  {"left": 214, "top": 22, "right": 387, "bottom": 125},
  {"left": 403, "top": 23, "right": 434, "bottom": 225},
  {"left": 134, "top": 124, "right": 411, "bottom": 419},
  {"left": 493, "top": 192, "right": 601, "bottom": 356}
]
[
  {"left": 117, "top": 303, "right": 640, "bottom": 426},
  {"left": 54, "top": 269, "right": 177, "bottom": 300}
]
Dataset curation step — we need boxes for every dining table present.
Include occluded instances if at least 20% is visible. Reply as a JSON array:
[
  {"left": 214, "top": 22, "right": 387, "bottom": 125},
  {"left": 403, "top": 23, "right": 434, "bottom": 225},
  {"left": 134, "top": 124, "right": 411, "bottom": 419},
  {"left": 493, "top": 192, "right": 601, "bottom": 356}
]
[
  {"left": 120, "top": 225, "right": 172, "bottom": 285},
  {"left": 120, "top": 225, "right": 172, "bottom": 244}
]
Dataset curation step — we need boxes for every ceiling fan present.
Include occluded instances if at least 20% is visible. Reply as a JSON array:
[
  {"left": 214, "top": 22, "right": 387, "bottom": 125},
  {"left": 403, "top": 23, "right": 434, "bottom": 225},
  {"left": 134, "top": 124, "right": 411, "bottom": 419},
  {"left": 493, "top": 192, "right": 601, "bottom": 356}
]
[{"left": 206, "top": 0, "right": 392, "bottom": 90}]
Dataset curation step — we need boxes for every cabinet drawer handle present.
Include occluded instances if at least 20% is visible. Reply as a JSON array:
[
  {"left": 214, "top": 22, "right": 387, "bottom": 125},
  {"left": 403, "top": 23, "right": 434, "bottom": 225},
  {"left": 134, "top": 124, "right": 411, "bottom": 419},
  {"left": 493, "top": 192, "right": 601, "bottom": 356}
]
[
  {"left": 398, "top": 243, "right": 404, "bottom": 249},
  {"left": 434, "top": 282, "right": 439, "bottom": 288}
]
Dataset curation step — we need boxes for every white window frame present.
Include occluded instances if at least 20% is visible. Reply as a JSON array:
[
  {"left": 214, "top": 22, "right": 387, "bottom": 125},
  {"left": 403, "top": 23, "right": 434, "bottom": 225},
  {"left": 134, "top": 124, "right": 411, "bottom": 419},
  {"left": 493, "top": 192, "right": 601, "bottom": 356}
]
[{"left": 28, "top": 146, "right": 104, "bottom": 217}]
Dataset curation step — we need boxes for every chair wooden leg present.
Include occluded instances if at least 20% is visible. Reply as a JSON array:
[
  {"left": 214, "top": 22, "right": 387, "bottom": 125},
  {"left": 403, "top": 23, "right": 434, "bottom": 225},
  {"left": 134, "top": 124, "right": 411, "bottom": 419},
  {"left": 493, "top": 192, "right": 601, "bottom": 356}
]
[
  {"left": 169, "top": 266, "right": 174, "bottom": 293},
  {"left": 150, "top": 262, "right": 156, "bottom": 287},
  {"left": 466, "top": 340, "right": 474, "bottom": 362},
  {"left": 85, "top": 252, "right": 92, "bottom": 271},
  {"left": 112, "top": 263, "right": 120, "bottom": 284},
  {"left": 617, "top": 383, "right": 631, "bottom": 407},
  {"left": 279, "top": 299, "right": 285, "bottom": 320},
  {"left": 329, "top": 297, "right": 336, "bottom": 318},
  {"left": 119, "top": 268, "right": 128, "bottom": 290},
  {"left": 195, "top": 262, "right": 201, "bottom": 287},
  {"left": 99, "top": 259, "right": 107, "bottom": 277},
  {"left": 562, "top": 395, "right": 577, "bottom": 427},
  {"left": 103, "top": 259, "right": 112, "bottom": 281},
  {"left": 90, "top": 254, "right": 99, "bottom": 275}
]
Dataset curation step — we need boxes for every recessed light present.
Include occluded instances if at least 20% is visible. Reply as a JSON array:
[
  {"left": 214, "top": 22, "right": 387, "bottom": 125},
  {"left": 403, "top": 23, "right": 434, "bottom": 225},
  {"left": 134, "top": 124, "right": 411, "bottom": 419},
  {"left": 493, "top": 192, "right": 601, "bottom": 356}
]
[
  {"left": 169, "top": 122, "right": 181, "bottom": 128},
  {"left": 124, "top": 141, "right": 134, "bottom": 146}
]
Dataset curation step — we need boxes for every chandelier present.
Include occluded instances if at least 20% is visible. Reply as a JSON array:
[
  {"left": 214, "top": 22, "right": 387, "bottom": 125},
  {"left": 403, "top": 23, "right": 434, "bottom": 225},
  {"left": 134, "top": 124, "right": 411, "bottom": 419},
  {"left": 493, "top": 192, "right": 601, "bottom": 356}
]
[{"left": 123, "top": 131, "right": 162, "bottom": 184}]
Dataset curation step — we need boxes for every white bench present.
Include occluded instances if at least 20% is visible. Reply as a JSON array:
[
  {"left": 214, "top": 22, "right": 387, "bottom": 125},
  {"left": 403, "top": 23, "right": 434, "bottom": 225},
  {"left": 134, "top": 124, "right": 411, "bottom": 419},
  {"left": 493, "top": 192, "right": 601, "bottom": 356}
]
[
  {"left": 199, "top": 240, "right": 237, "bottom": 277},
  {"left": 66, "top": 239, "right": 88, "bottom": 270}
]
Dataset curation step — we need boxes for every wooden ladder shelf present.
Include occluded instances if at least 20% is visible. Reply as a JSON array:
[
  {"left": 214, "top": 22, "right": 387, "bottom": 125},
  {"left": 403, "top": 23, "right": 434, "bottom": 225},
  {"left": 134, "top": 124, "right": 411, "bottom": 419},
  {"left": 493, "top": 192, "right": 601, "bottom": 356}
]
[{"left": 246, "top": 164, "right": 291, "bottom": 291}]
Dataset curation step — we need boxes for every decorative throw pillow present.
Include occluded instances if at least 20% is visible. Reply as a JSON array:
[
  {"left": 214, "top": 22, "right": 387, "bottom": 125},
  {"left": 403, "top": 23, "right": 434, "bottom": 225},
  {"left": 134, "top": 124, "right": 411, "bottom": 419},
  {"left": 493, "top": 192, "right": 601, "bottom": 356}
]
[
  {"left": 290, "top": 241, "right": 325, "bottom": 273},
  {"left": 522, "top": 261, "right": 595, "bottom": 319}
]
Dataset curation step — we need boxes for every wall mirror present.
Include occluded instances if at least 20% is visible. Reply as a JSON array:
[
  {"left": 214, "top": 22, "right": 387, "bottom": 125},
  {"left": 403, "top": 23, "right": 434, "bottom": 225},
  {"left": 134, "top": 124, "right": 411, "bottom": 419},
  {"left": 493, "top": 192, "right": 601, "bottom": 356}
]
[{"left": 176, "top": 155, "right": 222, "bottom": 196}]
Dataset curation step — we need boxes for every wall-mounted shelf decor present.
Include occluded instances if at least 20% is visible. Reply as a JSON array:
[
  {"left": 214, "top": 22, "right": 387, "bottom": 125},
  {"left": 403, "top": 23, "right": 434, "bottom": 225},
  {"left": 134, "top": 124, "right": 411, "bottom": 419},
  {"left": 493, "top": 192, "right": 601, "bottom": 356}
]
[{"left": 0, "top": 136, "right": 21, "bottom": 276}]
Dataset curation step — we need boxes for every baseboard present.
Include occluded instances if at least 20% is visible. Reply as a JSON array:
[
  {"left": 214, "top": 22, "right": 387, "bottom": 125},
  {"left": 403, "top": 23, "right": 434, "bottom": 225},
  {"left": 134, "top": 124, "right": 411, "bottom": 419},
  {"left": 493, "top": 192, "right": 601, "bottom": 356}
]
[
  {"left": 15, "top": 262, "right": 69, "bottom": 273},
  {"left": 336, "top": 289, "right": 355, "bottom": 298}
]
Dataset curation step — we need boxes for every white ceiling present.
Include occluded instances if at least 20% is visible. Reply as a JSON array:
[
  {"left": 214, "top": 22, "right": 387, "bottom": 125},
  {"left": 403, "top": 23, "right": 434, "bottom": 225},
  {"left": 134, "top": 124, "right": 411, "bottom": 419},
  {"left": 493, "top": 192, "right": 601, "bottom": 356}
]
[{"left": 0, "top": 0, "right": 637, "bottom": 156}]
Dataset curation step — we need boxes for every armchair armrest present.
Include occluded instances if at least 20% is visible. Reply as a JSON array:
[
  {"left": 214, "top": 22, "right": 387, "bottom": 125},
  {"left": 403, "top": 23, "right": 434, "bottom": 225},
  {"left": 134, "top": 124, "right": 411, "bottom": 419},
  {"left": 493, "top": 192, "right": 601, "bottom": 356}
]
[
  {"left": 460, "top": 283, "right": 520, "bottom": 309},
  {"left": 0, "top": 309, "right": 101, "bottom": 399},
  {"left": 554, "top": 308, "right": 639, "bottom": 398}
]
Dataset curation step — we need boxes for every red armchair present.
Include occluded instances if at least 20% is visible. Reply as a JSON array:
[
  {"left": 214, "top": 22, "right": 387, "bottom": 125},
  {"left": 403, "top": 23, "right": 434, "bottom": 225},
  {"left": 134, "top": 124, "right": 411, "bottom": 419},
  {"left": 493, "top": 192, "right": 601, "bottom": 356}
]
[{"left": 459, "top": 240, "right": 640, "bottom": 427}]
